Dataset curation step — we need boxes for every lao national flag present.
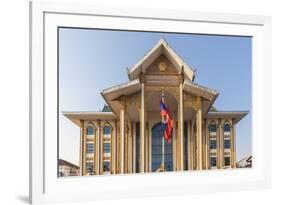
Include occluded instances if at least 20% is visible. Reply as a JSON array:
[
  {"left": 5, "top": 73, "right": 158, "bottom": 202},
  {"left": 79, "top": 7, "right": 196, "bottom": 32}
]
[{"left": 160, "top": 100, "right": 173, "bottom": 142}]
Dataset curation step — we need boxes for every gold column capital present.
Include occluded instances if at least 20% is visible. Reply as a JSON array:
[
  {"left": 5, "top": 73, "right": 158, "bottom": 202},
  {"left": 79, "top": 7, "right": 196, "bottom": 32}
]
[
  {"left": 119, "top": 96, "right": 126, "bottom": 110},
  {"left": 126, "top": 93, "right": 141, "bottom": 111},
  {"left": 196, "top": 96, "right": 202, "bottom": 106},
  {"left": 184, "top": 94, "right": 202, "bottom": 111}
]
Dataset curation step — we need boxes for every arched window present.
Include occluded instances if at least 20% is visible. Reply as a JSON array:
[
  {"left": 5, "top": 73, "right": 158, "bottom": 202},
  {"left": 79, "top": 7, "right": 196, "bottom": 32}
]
[
  {"left": 103, "top": 126, "right": 111, "bottom": 135},
  {"left": 208, "top": 124, "right": 217, "bottom": 132},
  {"left": 87, "top": 126, "right": 94, "bottom": 135},
  {"left": 224, "top": 124, "right": 231, "bottom": 132}
]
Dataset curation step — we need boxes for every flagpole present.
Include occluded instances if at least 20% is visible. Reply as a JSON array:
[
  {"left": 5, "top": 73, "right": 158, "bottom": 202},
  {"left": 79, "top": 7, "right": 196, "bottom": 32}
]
[{"left": 161, "top": 90, "right": 165, "bottom": 171}]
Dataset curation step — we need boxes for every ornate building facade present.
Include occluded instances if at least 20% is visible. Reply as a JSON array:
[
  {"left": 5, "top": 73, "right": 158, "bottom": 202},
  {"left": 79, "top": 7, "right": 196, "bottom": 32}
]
[{"left": 63, "top": 38, "right": 248, "bottom": 176}]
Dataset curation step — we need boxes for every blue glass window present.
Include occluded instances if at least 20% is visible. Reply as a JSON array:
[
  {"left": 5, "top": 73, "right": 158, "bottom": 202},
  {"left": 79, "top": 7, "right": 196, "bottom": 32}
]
[
  {"left": 87, "top": 126, "right": 94, "bottom": 135},
  {"left": 103, "top": 161, "right": 110, "bottom": 172},
  {"left": 224, "top": 157, "right": 230, "bottom": 166},
  {"left": 103, "top": 143, "right": 110, "bottom": 153},
  {"left": 210, "top": 140, "right": 217, "bottom": 149},
  {"left": 103, "top": 126, "right": 111, "bottom": 135},
  {"left": 86, "top": 143, "right": 94, "bottom": 153},
  {"left": 210, "top": 157, "right": 216, "bottom": 167},
  {"left": 151, "top": 122, "right": 173, "bottom": 172},
  {"left": 209, "top": 124, "right": 217, "bottom": 132},
  {"left": 224, "top": 124, "right": 231, "bottom": 132},
  {"left": 224, "top": 139, "right": 231, "bottom": 149},
  {"left": 86, "top": 162, "right": 93, "bottom": 173}
]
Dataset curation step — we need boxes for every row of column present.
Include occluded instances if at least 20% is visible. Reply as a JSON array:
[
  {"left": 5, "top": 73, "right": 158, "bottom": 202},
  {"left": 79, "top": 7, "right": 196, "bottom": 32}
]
[
  {"left": 79, "top": 88, "right": 235, "bottom": 175},
  {"left": 79, "top": 120, "right": 119, "bottom": 176},
  {"left": 118, "top": 83, "right": 151, "bottom": 173},
  {"left": 118, "top": 101, "right": 137, "bottom": 174},
  {"left": 79, "top": 116, "right": 236, "bottom": 175},
  {"left": 186, "top": 97, "right": 203, "bottom": 171},
  {"left": 118, "top": 82, "right": 204, "bottom": 173},
  {"left": 187, "top": 119, "right": 236, "bottom": 170},
  {"left": 215, "top": 119, "right": 236, "bottom": 169}
]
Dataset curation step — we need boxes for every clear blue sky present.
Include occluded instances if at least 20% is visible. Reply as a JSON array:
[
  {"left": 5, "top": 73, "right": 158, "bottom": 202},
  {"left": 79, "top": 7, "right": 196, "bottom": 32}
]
[{"left": 59, "top": 28, "right": 252, "bottom": 166}]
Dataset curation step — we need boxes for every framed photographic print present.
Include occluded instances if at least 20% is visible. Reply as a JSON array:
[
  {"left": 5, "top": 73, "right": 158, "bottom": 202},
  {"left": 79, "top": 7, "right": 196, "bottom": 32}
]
[{"left": 30, "top": 1, "right": 271, "bottom": 204}]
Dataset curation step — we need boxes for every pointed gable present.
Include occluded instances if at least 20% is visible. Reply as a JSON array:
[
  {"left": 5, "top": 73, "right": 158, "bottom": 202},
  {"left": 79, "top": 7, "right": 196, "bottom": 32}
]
[{"left": 127, "top": 38, "right": 195, "bottom": 81}]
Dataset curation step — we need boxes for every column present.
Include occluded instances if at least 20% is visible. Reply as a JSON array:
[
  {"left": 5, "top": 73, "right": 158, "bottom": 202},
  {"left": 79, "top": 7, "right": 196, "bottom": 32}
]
[
  {"left": 220, "top": 121, "right": 224, "bottom": 168},
  {"left": 94, "top": 122, "right": 98, "bottom": 175},
  {"left": 80, "top": 120, "right": 85, "bottom": 176},
  {"left": 145, "top": 122, "right": 149, "bottom": 172},
  {"left": 205, "top": 120, "right": 210, "bottom": 169},
  {"left": 140, "top": 83, "right": 145, "bottom": 173},
  {"left": 120, "top": 104, "right": 125, "bottom": 174},
  {"left": 99, "top": 121, "right": 103, "bottom": 174},
  {"left": 149, "top": 123, "right": 152, "bottom": 172},
  {"left": 124, "top": 121, "right": 128, "bottom": 173},
  {"left": 190, "top": 120, "right": 194, "bottom": 170},
  {"left": 196, "top": 97, "right": 202, "bottom": 170},
  {"left": 217, "top": 119, "right": 222, "bottom": 169},
  {"left": 115, "top": 120, "right": 119, "bottom": 173},
  {"left": 94, "top": 120, "right": 101, "bottom": 174},
  {"left": 202, "top": 120, "right": 206, "bottom": 170},
  {"left": 83, "top": 123, "right": 87, "bottom": 175},
  {"left": 128, "top": 121, "right": 132, "bottom": 173},
  {"left": 111, "top": 123, "right": 116, "bottom": 174},
  {"left": 132, "top": 122, "right": 136, "bottom": 173},
  {"left": 127, "top": 121, "right": 130, "bottom": 173},
  {"left": 231, "top": 120, "right": 236, "bottom": 168},
  {"left": 176, "top": 120, "right": 180, "bottom": 170},
  {"left": 187, "top": 121, "right": 191, "bottom": 170},
  {"left": 217, "top": 120, "right": 220, "bottom": 169},
  {"left": 173, "top": 124, "right": 177, "bottom": 171},
  {"left": 179, "top": 83, "right": 184, "bottom": 171}
]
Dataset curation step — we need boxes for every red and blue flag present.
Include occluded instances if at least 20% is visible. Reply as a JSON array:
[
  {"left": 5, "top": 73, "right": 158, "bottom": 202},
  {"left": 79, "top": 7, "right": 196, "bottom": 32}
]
[{"left": 160, "top": 100, "right": 173, "bottom": 142}]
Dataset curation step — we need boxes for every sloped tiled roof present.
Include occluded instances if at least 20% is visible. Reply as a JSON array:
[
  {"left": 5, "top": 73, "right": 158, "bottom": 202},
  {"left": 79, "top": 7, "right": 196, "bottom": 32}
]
[
  {"left": 58, "top": 159, "right": 79, "bottom": 169},
  {"left": 102, "top": 105, "right": 112, "bottom": 112}
]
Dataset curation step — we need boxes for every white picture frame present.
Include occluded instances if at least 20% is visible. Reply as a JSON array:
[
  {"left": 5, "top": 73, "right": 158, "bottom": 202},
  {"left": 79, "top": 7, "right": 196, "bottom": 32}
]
[{"left": 30, "top": 1, "right": 272, "bottom": 204}]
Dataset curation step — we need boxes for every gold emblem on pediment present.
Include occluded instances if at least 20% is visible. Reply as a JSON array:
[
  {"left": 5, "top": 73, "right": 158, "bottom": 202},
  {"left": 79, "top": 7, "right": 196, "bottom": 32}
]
[{"left": 158, "top": 62, "right": 167, "bottom": 72}]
